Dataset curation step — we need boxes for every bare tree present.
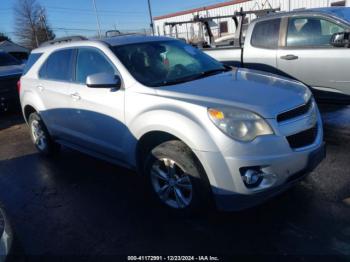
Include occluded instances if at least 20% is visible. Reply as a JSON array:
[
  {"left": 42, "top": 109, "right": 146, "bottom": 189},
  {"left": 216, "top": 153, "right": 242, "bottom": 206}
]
[
  {"left": 0, "top": 33, "right": 11, "bottom": 42},
  {"left": 14, "top": 0, "right": 55, "bottom": 49}
]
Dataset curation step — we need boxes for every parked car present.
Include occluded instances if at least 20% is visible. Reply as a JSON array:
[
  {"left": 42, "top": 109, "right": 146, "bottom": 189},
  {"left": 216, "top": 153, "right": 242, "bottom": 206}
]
[
  {"left": 0, "top": 51, "right": 24, "bottom": 112},
  {"left": 19, "top": 35, "right": 325, "bottom": 212},
  {"left": 204, "top": 7, "right": 350, "bottom": 102}
]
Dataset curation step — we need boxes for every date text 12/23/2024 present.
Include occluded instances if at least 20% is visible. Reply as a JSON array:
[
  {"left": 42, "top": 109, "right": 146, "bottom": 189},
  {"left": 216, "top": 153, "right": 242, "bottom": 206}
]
[{"left": 127, "top": 256, "right": 220, "bottom": 261}]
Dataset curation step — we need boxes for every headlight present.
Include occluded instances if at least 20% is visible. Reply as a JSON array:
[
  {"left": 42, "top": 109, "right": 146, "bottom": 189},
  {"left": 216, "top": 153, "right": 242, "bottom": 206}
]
[{"left": 208, "top": 107, "right": 273, "bottom": 142}]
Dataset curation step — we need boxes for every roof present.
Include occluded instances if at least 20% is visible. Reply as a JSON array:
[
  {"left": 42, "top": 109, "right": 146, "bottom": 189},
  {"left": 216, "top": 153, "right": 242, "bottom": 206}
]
[
  {"left": 0, "top": 40, "right": 29, "bottom": 53},
  {"left": 32, "top": 35, "right": 174, "bottom": 53},
  {"left": 154, "top": 0, "right": 250, "bottom": 20},
  {"left": 101, "top": 35, "right": 173, "bottom": 46},
  {"left": 253, "top": 7, "right": 350, "bottom": 24}
]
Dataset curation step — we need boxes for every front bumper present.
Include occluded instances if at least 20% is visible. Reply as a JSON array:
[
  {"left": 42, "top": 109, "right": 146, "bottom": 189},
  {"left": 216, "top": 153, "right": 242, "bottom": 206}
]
[
  {"left": 193, "top": 107, "right": 325, "bottom": 211},
  {"left": 214, "top": 142, "right": 326, "bottom": 211}
]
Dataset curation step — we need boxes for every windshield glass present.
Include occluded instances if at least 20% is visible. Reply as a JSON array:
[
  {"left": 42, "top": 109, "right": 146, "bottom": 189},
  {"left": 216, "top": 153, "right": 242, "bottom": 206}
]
[
  {"left": 112, "top": 40, "right": 227, "bottom": 87},
  {"left": 324, "top": 8, "right": 350, "bottom": 23},
  {"left": 0, "top": 52, "right": 21, "bottom": 66}
]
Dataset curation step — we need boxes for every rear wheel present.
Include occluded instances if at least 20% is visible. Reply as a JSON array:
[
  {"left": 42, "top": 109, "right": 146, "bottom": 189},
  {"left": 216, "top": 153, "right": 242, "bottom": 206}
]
[
  {"left": 144, "top": 140, "right": 212, "bottom": 213},
  {"left": 28, "top": 112, "right": 60, "bottom": 155}
]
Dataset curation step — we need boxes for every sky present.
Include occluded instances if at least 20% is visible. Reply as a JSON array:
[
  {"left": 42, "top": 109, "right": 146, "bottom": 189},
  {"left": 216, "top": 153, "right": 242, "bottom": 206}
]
[{"left": 0, "top": 0, "right": 229, "bottom": 41}]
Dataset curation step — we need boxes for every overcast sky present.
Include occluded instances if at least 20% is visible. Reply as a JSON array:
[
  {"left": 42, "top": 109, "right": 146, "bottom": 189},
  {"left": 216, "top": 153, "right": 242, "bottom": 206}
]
[{"left": 0, "top": 0, "right": 229, "bottom": 40}]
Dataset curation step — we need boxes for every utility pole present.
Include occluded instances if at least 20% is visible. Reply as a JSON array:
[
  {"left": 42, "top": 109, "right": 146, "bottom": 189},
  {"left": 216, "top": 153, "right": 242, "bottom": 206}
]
[
  {"left": 147, "top": 0, "right": 155, "bottom": 35},
  {"left": 39, "top": 8, "right": 49, "bottom": 41},
  {"left": 92, "top": 0, "right": 102, "bottom": 38}
]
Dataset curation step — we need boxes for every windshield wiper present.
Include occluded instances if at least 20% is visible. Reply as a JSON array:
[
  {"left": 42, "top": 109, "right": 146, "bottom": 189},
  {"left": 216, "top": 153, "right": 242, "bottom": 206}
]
[
  {"left": 155, "top": 74, "right": 202, "bottom": 86},
  {"left": 153, "top": 67, "right": 231, "bottom": 87},
  {"left": 189, "top": 67, "right": 231, "bottom": 81},
  {"left": 202, "top": 67, "right": 230, "bottom": 76}
]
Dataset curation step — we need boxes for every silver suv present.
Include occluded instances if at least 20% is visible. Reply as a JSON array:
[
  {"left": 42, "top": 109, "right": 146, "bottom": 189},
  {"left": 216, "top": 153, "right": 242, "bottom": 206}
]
[{"left": 19, "top": 35, "right": 325, "bottom": 212}]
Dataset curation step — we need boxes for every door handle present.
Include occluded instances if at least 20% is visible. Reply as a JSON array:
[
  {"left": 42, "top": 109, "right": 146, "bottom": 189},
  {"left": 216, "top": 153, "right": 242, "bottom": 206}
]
[
  {"left": 37, "top": 85, "right": 44, "bottom": 92},
  {"left": 70, "top": 93, "right": 81, "bottom": 101},
  {"left": 280, "top": 54, "right": 299, "bottom": 60}
]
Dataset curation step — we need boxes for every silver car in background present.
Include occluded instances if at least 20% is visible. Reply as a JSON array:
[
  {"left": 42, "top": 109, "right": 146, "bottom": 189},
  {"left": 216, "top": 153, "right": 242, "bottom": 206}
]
[{"left": 19, "top": 35, "right": 325, "bottom": 212}]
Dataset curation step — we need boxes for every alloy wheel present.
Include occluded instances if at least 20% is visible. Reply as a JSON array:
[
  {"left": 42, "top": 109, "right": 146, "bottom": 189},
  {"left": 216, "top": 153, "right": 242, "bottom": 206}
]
[
  {"left": 150, "top": 158, "right": 193, "bottom": 209},
  {"left": 30, "top": 120, "right": 47, "bottom": 151}
]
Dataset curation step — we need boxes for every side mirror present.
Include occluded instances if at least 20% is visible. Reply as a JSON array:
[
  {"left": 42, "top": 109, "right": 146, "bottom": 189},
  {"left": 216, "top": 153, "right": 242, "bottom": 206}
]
[
  {"left": 330, "top": 31, "right": 350, "bottom": 48},
  {"left": 86, "top": 72, "right": 121, "bottom": 89}
]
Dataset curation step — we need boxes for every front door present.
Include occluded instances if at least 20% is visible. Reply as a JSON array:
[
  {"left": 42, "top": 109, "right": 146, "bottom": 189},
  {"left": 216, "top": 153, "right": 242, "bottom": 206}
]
[
  {"left": 277, "top": 16, "right": 350, "bottom": 96},
  {"left": 68, "top": 47, "right": 126, "bottom": 160}
]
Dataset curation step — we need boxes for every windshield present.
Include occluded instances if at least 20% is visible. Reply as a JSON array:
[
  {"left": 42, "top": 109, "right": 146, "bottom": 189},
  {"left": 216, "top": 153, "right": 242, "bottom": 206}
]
[
  {"left": 0, "top": 52, "right": 21, "bottom": 66},
  {"left": 112, "top": 40, "right": 227, "bottom": 87}
]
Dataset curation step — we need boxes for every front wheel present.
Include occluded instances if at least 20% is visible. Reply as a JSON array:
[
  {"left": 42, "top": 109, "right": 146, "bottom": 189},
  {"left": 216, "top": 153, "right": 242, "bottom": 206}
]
[
  {"left": 144, "top": 140, "right": 212, "bottom": 213},
  {"left": 28, "top": 112, "right": 60, "bottom": 156}
]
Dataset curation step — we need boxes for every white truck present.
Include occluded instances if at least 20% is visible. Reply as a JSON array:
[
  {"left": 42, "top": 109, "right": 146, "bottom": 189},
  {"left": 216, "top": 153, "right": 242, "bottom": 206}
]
[{"left": 201, "top": 7, "right": 350, "bottom": 102}]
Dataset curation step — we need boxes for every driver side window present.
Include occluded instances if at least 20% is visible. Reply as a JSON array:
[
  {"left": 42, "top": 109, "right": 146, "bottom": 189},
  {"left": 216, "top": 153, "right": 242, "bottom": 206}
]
[
  {"left": 75, "top": 48, "right": 116, "bottom": 84},
  {"left": 286, "top": 17, "right": 345, "bottom": 47}
]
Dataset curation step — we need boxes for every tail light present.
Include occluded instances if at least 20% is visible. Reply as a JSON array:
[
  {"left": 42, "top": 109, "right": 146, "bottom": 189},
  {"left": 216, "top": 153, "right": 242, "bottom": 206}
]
[{"left": 17, "top": 79, "right": 21, "bottom": 93}]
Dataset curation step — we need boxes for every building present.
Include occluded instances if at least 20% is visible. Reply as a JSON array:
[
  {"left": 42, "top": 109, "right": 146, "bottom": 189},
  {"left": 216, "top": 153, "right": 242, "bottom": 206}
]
[{"left": 153, "top": 0, "right": 350, "bottom": 43}]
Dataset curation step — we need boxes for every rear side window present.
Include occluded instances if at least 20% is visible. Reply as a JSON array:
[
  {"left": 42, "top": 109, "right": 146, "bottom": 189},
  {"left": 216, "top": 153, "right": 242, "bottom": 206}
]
[
  {"left": 23, "top": 53, "right": 42, "bottom": 75},
  {"left": 39, "top": 49, "right": 75, "bottom": 81},
  {"left": 251, "top": 19, "right": 281, "bottom": 49}
]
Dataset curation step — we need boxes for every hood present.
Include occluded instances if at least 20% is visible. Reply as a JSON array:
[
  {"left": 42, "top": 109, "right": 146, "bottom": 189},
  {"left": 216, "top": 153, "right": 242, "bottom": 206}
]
[
  {"left": 155, "top": 68, "right": 311, "bottom": 119},
  {"left": 0, "top": 64, "right": 24, "bottom": 78}
]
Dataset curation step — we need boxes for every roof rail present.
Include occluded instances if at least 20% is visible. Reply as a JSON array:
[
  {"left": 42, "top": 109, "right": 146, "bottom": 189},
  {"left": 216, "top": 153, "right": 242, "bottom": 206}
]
[
  {"left": 40, "top": 36, "right": 87, "bottom": 47},
  {"left": 105, "top": 31, "right": 145, "bottom": 38}
]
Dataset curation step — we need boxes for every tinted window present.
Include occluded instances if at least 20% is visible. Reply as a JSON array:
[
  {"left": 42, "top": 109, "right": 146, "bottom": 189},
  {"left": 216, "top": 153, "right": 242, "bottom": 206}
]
[
  {"left": 112, "top": 40, "right": 226, "bottom": 87},
  {"left": 75, "top": 48, "right": 115, "bottom": 84},
  {"left": 286, "top": 17, "right": 345, "bottom": 47},
  {"left": 23, "top": 53, "right": 42, "bottom": 75},
  {"left": 251, "top": 19, "right": 281, "bottom": 49},
  {"left": 220, "top": 21, "right": 228, "bottom": 33},
  {"left": 39, "top": 49, "right": 75, "bottom": 81},
  {"left": 0, "top": 52, "right": 21, "bottom": 66}
]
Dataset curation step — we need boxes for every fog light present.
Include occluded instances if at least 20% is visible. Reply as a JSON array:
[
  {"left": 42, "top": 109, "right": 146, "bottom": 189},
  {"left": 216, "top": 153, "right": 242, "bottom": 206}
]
[{"left": 242, "top": 169, "right": 263, "bottom": 188}]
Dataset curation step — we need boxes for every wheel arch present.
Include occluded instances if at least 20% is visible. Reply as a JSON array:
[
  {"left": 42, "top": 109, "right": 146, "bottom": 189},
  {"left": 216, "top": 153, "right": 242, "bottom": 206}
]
[
  {"left": 135, "top": 130, "right": 178, "bottom": 175},
  {"left": 21, "top": 90, "right": 45, "bottom": 123},
  {"left": 23, "top": 104, "right": 38, "bottom": 122}
]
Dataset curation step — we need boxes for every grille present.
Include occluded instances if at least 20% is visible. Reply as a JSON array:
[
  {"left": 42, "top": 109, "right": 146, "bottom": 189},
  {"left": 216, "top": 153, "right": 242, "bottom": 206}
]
[
  {"left": 286, "top": 126, "right": 318, "bottom": 149},
  {"left": 277, "top": 99, "right": 312, "bottom": 122}
]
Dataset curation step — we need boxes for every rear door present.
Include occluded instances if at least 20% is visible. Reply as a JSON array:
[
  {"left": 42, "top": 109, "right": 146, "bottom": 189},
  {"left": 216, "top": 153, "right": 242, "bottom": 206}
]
[
  {"left": 37, "top": 48, "right": 75, "bottom": 140},
  {"left": 277, "top": 15, "right": 350, "bottom": 95},
  {"left": 243, "top": 18, "right": 281, "bottom": 73}
]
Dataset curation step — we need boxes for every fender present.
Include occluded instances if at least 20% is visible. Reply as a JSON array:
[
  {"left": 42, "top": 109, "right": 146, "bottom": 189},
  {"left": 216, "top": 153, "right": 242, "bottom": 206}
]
[
  {"left": 20, "top": 90, "right": 45, "bottom": 122},
  {"left": 123, "top": 108, "right": 221, "bottom": 166}
]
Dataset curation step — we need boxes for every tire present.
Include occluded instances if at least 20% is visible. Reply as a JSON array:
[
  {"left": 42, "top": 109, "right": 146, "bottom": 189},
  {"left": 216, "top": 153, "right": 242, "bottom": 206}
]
[
  {"left": 144, "top": 140, "right": 212, "bottom": 213},
  {"left": 28, "top": 112, "right": 60, "bottom": 156}
]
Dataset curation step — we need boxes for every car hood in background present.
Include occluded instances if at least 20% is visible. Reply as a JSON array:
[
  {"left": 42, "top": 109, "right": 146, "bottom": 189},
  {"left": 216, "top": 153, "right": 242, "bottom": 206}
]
[
  {"left": 155, "top": 68, "right": 311, "bottom": 119},
  {"left": 0, "top": 65, "right": 24, "bottom": 78}
]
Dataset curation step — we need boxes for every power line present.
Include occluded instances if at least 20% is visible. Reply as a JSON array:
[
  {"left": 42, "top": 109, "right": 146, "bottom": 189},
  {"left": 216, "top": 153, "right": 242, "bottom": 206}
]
[{"left": 44, "top": 5, "right": 146, "bottom": 14}]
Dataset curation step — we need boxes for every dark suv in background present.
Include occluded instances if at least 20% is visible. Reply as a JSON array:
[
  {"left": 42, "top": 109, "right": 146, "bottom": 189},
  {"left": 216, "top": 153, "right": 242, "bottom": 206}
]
[{"left": 0, "top": 51, "right": 23, "bottom": 112}]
